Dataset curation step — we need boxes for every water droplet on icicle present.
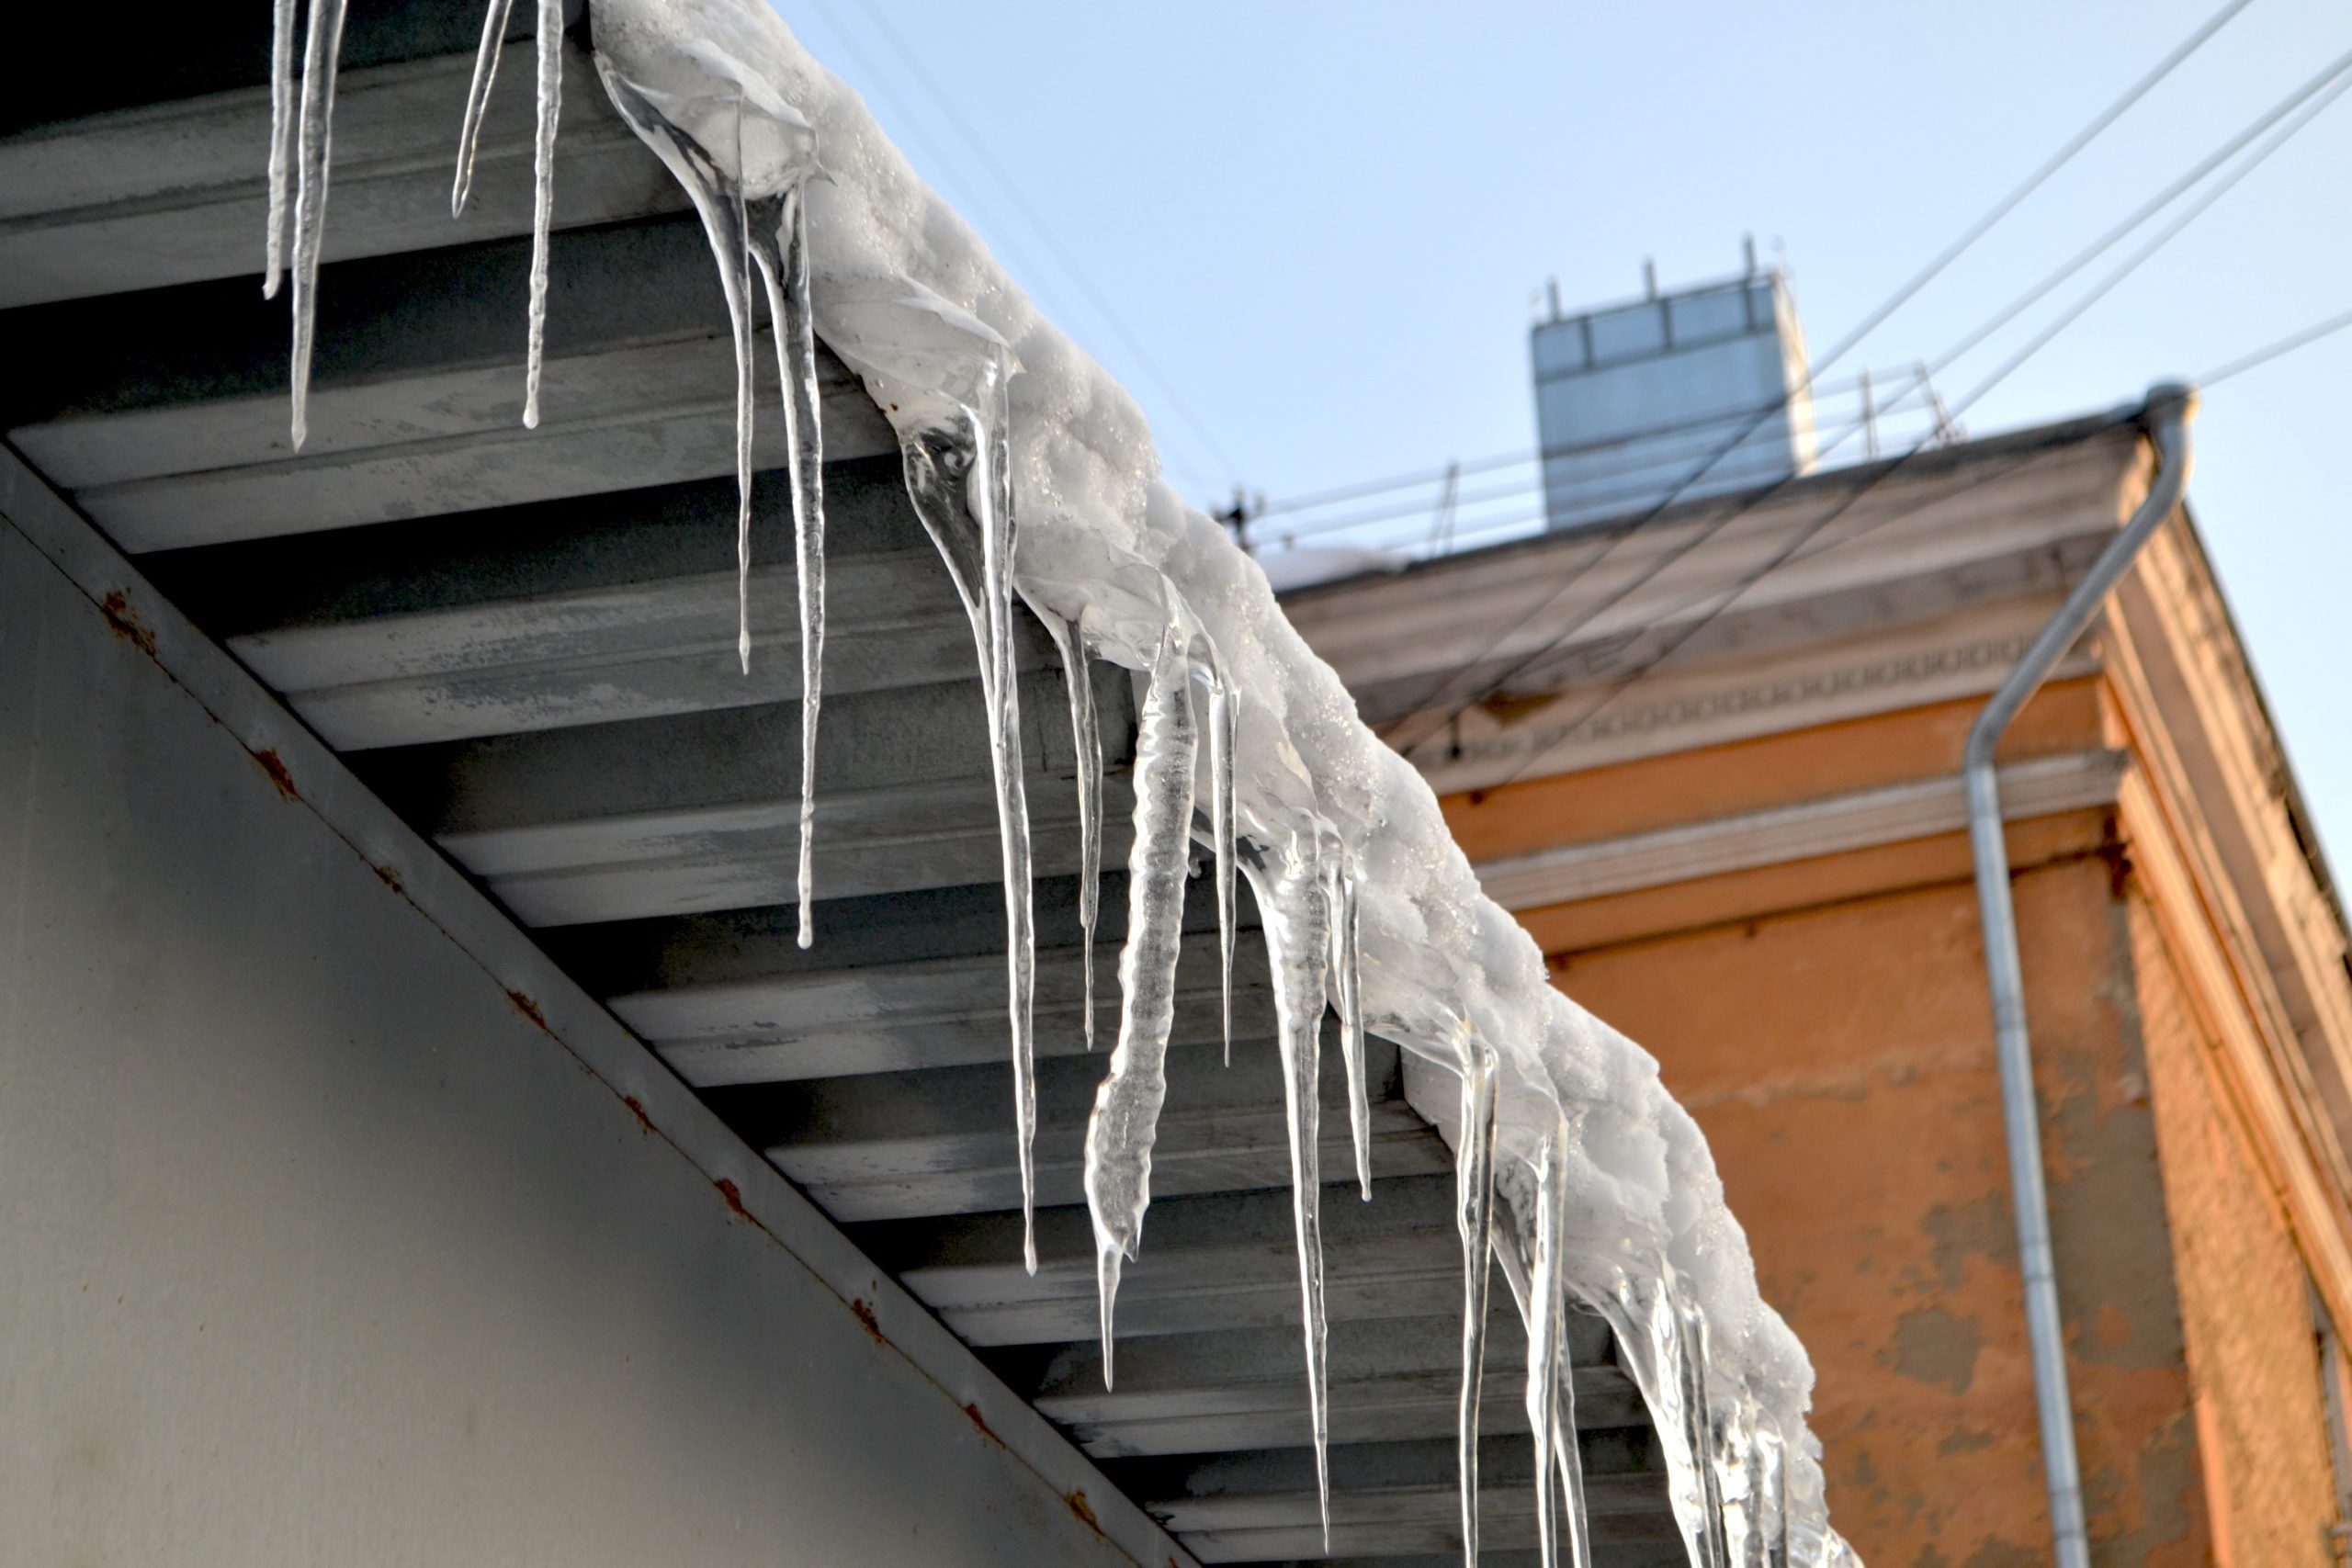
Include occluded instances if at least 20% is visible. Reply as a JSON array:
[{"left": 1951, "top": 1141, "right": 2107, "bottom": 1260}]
[{"left": 1081, "top": 623, "right": 1200, "bottom": 1382}]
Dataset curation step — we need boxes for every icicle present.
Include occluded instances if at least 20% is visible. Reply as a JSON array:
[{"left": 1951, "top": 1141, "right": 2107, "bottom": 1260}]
[
  {"left": 594, "top": 55, "right": 829, "bottom": 901},
  {"left": 1324, "top": 836, "right": 1372, "bottom": 1199},
  {"left": 1753, "top": 1415, "right": 1791, "bottom": 1568},
  {"left": 1524, "top": 1129, "right": 1566, "bottom": 1568},
  {"left": 1041, "top": 607, "right": 1103, "bottom": 1049},
  {"left": 593, "top": 64, "right": 762, "bottom": 690},
  {"left": 263, "top": 0, "right": 299, "bottom": 298},
  {"left": 597, "top": 64, "right": 771, "bottom": 719},
  {"left": 1678, "top": 1290, "right": 1734, "bottom": 1568},
  {"left": 890, "top": 373, "right": 1036, "bottom": 1273},
  {"left": 1600, "top": 1264, "right": 1729, "bottom": 1568},
  {"left": 747, "top": 182, "right": 827, "bottom": 946},
  {"left": 1242, "top": 827, "right": 1334, "bottom": 1540},
  {"left": 1207, "top": 666, "right": 1238, "bottom": 1066},
  {"left": 1453, "top": 1036, "right": 1498, "bottom": 1568},
  {"left": 1552, "top": 1279, "right": 1589, "bottom": 1568},
  {"left": 967, "top": 373, "right": 1037, "bottom": 1275},
  {"left": 1081, "top": 626, "right": 1201, "bottom": 1382},
  {"left": 1719, "top": 1393, "right": 1770, "bottom": 1568},
  {"left": 522, "top": 0, "right": 564, "bottom": 429},
  {"left": 1553, "top": 1288, "right": 1596, "bottom": 1568},
  {"left": 451, "top": 0, "right": 519, "bottom": 218},
  {"left": 286, "top": 0, "right": 350, "bottom": 448}
]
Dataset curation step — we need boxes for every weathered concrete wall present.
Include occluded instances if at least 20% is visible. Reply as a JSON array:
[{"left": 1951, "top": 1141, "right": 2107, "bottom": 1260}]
[
  {"left": 2128, "top": 893, "right": 2341, "bottom": 1566},
  {"left": 0, "top": 512, "right": 1173, "bottom": 1565}
]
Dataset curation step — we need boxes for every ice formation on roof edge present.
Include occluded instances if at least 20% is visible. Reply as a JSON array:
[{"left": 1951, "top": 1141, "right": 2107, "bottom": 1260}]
[{"left": 263, "top": 1, "right": 1863, "bottom": 1562}]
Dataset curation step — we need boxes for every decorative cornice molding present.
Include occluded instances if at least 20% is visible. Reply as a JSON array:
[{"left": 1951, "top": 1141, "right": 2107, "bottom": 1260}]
[
  {"left": 1408, "top": 598, "right": 2097, "bottom": 794},
  {"left": 1475, "top": 750, "right": 2127, "bottom": 911}
]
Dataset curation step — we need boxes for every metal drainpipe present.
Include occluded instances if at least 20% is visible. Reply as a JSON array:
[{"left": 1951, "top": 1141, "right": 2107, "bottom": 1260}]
[{"left": 1965, "top": 380, "right": 2196, "bottom": 1568}]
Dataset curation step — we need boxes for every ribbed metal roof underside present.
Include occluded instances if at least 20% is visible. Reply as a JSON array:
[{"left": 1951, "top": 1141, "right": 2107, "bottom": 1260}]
[{"left": 2, "top": 6, "right": 1685, "bottom": 1562}]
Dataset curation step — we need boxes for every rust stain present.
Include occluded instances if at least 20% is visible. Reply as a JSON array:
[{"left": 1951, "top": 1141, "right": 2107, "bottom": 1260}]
[
  {"left": 848, "top": 1297, "right": 883, "bottom": 1342},
  {"left": 961, "top": 1402, "right": 1000, "bottom": 1446},
  {"left": 1063, "top": 1489, "right": 1102, "bottom": 1536},
  {"left": 370, "top": 862, "right": 404, "bottom": 895},
  {"left": 618, "top": 1094, "right": 654, "bottom": 1134},
  {"left": 98, "top": 589, "right": 156, "bottom": 656},
  {"left": 714, "top": 1177, "right": 748, "bottom": 1217},
  {"left": 505, "top": 990, "right": 548, "bottom": 1032},
  {"left": 251, "top": 747, "right": 300, "bottom": 801}
]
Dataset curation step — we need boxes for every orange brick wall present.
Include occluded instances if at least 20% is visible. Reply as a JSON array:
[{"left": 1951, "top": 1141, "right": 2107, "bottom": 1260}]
[
  {"left": 1550, "top": 834, "right": 2206, "bottom": 1563},
  {"left": 2127, "top": 889, "right": 2341, "bottom": 1566},
  {"left": 1431, "top": 675, "right": 2352, "bottom": 1562}
]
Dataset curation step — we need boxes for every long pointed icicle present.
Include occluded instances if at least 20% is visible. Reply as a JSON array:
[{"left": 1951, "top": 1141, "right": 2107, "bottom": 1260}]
[
  {"left": 286, "top": 0, "right": 351, "bottom": 448},
  {"left": 728, "top": 105, "right": 756, "bottom": 675},
  {"left": 1454, "top": 1037, "right": 1499, "bottom": 1568},
  {"left": 1208, "top": 670, "right": 1238, "bottom": 1066},
  {"left": 748, "top": 183, "right": 829, "bottom": 948},
  {"left": 1618, "top": 1266, "right": 1722, "bottom": 1568},
  {"left": 1526, "top": 1130, "right": 1567, "bottom": 1568},
  {"left": 1245, "top": 828, "right": 1335, "bottom": 1540},
  {"left": 451, "top": 0, "right": 519, "bottom": 217},
  {"left": 1553, "top": 1269, "right": 1596, "bottom": 1568},
  {"left": 263, "top": 0, "right": 299, "bottom": 297},
  {"left": 1326, "top": 839, "right": 1372, "bottom": 1199},
  {"left": 967, "top": 377, "right": 1038, "bottom": 1274},
  {"left": 1042, "top": 608, "right": 1103, "bottom": 1049},
  {"left": 522, "top": 0, "right": 563, "bottom": 429},
  {"left": 1679, "top": 1288, "right": 1734, "bottom": 1568},
  {"left": 594, "top": 66, "right": 763, "bottom": 694},
  {"left": 876, "top": 404, "right": 1039, "bottom": 1280},
  {"left": 1082, "top": 626, "right": 1200, "bottom": 1384}
]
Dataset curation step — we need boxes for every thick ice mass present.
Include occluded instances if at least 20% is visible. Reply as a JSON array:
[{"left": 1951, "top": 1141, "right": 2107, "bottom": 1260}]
[
  {"left": 1082, "top": 625, "right": 1199, "bottom": 1381},
  {"left": 262, "top": 2, "right": 1864, "bottom": 1559}
]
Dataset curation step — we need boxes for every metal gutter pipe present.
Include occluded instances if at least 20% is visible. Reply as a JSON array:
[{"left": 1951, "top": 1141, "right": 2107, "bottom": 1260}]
[{"left": 1965, "top": 380, "right": 2197, "bottom": 1568}]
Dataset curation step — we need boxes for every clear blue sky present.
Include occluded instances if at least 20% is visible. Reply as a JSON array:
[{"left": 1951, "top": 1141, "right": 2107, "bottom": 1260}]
[{"left": 786, "top": 0, "right": 2351, "bottom": 870}]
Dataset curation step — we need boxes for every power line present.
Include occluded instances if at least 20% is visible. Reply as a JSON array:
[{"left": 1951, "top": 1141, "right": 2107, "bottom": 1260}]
[
  {"left": 1390, "top": 36, "right": 2347, "bottom": 759},
  {"left": 1367, "top": 0, "right": 2254, "bottom": 755},
  {"left": 1251, "top": 369, "right": 1894, "bottom": 518},
  {"left": 840, "top": 0, "right": 1248, "bottom": 490},
  {"left": 1874, "top": 39, "right": 2352, "bottom": 412},
  {"left": 2199, "top": 304, "right": 2352, "bottom": 386},
  {"left": 1942, "top": 62, "right": 2352, "bottom": 407},
  {"left": 1480, "top": 59, "right": 2352, "bottom": 783},
  {"left": 1804, "top": 0, "right": 2260, "bottom": 377},
  {"left": 1476, "top": 441, "right": 2075, "bottom": 787}
]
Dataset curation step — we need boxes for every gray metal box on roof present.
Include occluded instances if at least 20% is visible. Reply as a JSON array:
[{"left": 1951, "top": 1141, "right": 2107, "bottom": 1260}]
[{"left": 1531, "top": 266, "right": 1816, "bottom": 530}]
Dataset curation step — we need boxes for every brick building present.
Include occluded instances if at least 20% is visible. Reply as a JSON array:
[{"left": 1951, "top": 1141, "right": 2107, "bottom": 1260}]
[{"left": 1287, "top": 399, "right": 2352, "bottom": 1563}]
